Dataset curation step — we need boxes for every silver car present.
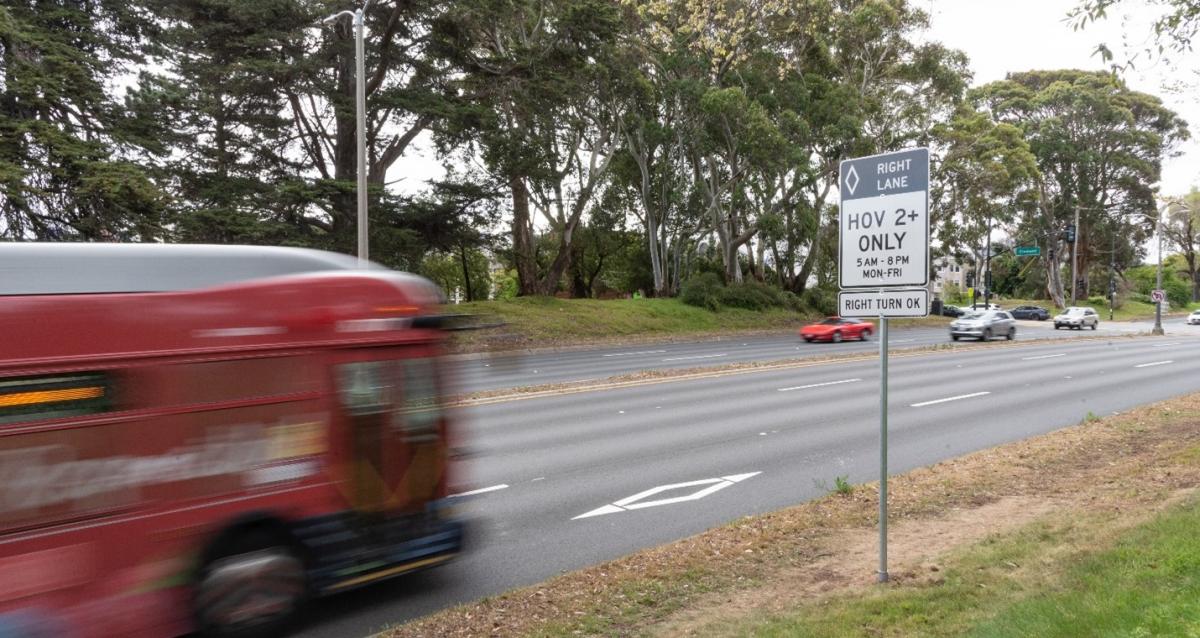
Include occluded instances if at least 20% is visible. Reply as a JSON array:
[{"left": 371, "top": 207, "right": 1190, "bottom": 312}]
[
  {"left": 1054, "top": 306, "right": 1099, "bottom": 330},
  {"left": 949, "top": 310, "right": 1017, "bottom": 341},
  {"left": 1188, "top": 310, "right": 1200, "bottom": 325}
]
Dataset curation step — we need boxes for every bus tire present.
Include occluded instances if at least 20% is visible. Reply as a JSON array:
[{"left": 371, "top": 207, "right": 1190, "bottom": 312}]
[{"left": 195, "top": 528, "right": 307, "bottom": 638}]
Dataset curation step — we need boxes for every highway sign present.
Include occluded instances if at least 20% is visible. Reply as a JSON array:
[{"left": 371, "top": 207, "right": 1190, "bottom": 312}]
[
  {"left": 839, "top": 289, "right": 928, "bottom": 318},
  {"left": 839, "top": 148, "right": 930, "bottom": 289},
  {"left": 1015, "top": 246, "right": 1040, "bottom": 256},
  {"left": 1152, "top": 289, "right": 1166, "bottom": 303}
]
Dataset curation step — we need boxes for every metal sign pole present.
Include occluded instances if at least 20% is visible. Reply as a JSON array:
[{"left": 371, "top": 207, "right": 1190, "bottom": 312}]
[
  {"left": 837, "top": 147, "right": 927, "bottom": 586},
  {"left": 878, "top": 311, "right": 889, "bottom": 583}
]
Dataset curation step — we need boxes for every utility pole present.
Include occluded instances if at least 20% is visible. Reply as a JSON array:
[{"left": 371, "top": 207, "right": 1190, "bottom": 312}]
[
  {"left": 1070, "top": 203, "right": 1080, "bottom": 305},
  {"left": 1109, "top": 230, "right": 1115, "bottom": 321},
  {"left": 322, "top": 1, "right": 373, "bottom": 267},
  {"left": 1153, "top": 202, "right": 1165, "bottom": 335},
  {"left": 984, "top": 210, "right": 993, "bottom": 308}
]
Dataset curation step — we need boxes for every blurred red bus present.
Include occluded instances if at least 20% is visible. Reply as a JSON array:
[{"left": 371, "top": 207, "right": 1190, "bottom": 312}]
[{"left": 0, "top": 244, "right": 465, "bottom": 637}]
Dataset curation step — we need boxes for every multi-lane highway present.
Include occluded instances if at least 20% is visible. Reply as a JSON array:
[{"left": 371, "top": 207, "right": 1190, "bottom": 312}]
[
  {"left": 447, "top": 319, "right": 1159, "bottom": 394},
  {"left": 297, "top": 331, "right": 1200, "bottom": 637}
]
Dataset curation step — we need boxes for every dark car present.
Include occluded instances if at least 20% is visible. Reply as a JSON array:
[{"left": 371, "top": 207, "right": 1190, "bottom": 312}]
[
  {"left": 1009, "top": 305, "right": 1050, "bottom": 321},
  {"left": 941, "top": 304, "right": 965, "bottom": 317}
]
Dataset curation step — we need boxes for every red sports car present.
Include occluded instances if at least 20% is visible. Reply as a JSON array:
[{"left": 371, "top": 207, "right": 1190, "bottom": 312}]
[{"left": 800, "top": 317, "right": 874, "bottom": 343}]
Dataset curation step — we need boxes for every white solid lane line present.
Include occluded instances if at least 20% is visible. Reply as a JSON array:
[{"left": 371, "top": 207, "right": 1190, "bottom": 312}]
[
  {"left": 662, "top": 353, "right": 727, "bottom": 362},
  {"left": 448, "top": 484, "right": 510, "bottom": 498},
  {"left": 1150, "top": 342, "right": 1181, "bottom": 348},
  {"left": 602, "top": 350, "right": 667, "bottom": 357},
  {"left": 1022, "top": 353, "right": 1066, "bottom": 361},
  {"left": 777, "top": 378, "right": 863, "bottom": 392},
  {"left": 891, "top": 339, "right": 916, "bottom": 343},
  {"left": 911, "top": 391, "right": 991, "bottom": 408},
  {"left": 1135, "top": 360, "right": 1174, "bottom": 368}
]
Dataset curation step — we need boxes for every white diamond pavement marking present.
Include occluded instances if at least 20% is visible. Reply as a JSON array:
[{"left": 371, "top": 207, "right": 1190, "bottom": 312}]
[{"left": 572, "top": 472, "right": 761, "bottom": 520}]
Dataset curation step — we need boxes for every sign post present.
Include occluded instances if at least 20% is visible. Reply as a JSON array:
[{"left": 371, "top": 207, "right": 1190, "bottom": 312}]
[{"left": 839, "top": 148, "right": 930, "bottom": 584}]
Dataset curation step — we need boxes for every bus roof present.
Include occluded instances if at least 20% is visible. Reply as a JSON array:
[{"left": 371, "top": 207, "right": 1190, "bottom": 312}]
[{"left": 0, "top": 243, "right": 388, "bottom": 295}]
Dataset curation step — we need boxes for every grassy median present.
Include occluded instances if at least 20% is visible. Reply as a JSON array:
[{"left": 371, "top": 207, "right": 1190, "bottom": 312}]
[
  {"left": 386, "top": 392, "right": 1200, "bottom": 638},
  {"left": 444, "top": 297, "right": 812, "bottom": 352},
  {"left": 442, "top": 296, "right": 953, "bottom": 353}
]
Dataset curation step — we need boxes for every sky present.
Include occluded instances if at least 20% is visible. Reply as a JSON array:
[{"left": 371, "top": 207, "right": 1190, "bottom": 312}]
[{"left": 925, "top": 0, "right": 1199, "bottom": 197}]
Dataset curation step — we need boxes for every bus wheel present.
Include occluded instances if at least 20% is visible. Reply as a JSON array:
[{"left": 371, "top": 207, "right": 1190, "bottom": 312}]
[{"left": 195, "top": 531, "right": 306, "bottom": 638}]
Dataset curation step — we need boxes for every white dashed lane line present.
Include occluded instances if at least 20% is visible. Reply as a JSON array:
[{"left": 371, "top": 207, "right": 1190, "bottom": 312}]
[
  {"left": 910, "top": 391, "right": 991, "bottom": 408},
  {"left": 662, "top": 354, "right": 728, "bottom": 362},
  {"left": 777, "top": 378, "right": 862, "bottom": 392},
  {"left": 449, "top": 484, "right": 510, "bottom": 498},
  {"left": 1134, "top": 360, "right": 1173, "bottom": 368},
  {"left": 1022, "top": 353, "right": 1066, "bottom": 361}
]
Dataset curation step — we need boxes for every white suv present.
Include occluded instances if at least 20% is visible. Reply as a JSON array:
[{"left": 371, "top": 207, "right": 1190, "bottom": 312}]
[{"left": 1054, "top": 306, "right": 1099, "bottom": 330}]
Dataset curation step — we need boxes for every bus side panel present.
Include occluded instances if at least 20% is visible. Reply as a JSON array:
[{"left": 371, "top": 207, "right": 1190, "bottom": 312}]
[{"left": 0, "top": 356, "right": 348, "bottom": 637}]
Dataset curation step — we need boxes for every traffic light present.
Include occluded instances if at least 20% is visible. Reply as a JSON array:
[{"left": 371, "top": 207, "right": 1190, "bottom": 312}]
[
  {"left": 966, "top": 271, "right": 975, "bottom": 288},
  {"left": 1065, "top": 224, "right": 1076, "bottom": 243}
]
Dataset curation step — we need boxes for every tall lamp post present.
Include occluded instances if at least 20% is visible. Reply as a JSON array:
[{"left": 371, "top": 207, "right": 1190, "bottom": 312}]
[
  {"left": 1070, "top": 203, "right": 1080, "bottom": 305},
  {"left": 322, "top": 1, "right": 372, "bottom": 267},
  {"left": 1152, "top": 198, "right": 1196, "bottom": 336},
  {"left": 1153, "top": 201, "right": 1165, "bottom": 335}
]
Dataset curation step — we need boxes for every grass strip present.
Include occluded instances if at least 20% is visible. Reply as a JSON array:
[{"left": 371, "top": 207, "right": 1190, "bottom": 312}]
[{"left": 739, "top": 495, "right": 1200, "bottom": 638}]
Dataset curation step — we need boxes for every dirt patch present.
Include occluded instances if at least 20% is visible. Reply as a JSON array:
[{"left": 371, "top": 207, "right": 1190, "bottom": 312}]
[
  {"left": 386, "top": 393, "right": 1200, "bottom": 638},
  {"left": 655, "top": 496, "right": 1065, "bottom": 637}
]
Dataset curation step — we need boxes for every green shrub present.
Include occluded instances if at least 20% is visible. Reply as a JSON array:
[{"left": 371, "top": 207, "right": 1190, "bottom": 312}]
[
  {"left": 779, "top": 290, "right": 804, "bottom": 312},
  {"left": 679, "top": 273, "right": 725, "bottom": 311},
  {"left": 719, "top": 281, "right": 783, "bottom": 311},
  {"left": 833, "top": 475, "right": 854, "bottom": 496},
  {"left": 802, "top": 287, "right": 837, "bottom": 316},
  {"left": 1166, "top": 278, "right": 1191, "bottom": 308},
  {"left": 493, "top": 269, "right": 519, "bottom": 300}
]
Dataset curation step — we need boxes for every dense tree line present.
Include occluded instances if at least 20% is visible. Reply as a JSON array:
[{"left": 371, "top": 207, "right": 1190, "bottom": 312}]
[{"left": 0, "top": 0, "right": 1191, "bottom": 305}]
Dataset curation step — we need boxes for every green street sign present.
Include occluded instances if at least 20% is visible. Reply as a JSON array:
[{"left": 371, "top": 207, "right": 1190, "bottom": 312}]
[{"left": 1015, "top": 246, "right": 1040, "bottom": 256}]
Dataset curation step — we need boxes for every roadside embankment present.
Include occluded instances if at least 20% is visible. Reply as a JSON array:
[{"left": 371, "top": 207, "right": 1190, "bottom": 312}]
[{"left": 387, "top": 390, "right": 1200, "bottom": 637}]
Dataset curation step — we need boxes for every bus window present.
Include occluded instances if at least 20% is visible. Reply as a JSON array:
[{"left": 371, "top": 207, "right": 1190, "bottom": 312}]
[
  {"left": 400, "top": 358, "right": 441, "bottom": 441},
  {"left": 0, "top": 372, "right": 110, "bottom": 425},
  {"left": 336, "top": 361, "right": 397, "bottom": 416}
]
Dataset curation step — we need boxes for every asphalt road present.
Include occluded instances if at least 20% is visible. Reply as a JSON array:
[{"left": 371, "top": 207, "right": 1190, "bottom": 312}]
[
  {"left": 296, "top": 332, "right": 1200, "bottom": 637},
  {"left": 446, "top": 317, "right": 1159, "bottom": 394}
]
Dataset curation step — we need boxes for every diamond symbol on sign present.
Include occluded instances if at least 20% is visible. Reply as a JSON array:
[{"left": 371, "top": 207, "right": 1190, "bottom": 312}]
[
  {"left": 844, "top": 164, "right": 860, "bottom": 195},
  {"left": 572, "top": 472, "right": 761, "bottom": 520}
]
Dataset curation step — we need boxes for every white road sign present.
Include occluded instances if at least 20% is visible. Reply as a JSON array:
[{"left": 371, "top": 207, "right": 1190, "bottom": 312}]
[
  {"left": 839, "top": 148, "right": 930, "bottom": 289},
  {"left": 839, "top": 289, "right": 928, "bottom": 318},
  {"left": 1151, "top": 289, "right": 1166, "bottom": 303}
]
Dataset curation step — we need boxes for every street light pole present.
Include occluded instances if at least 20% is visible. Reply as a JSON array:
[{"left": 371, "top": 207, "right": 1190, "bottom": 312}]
[
  {"left": 1109, "top": 230, "right": 1115, "bottom": 321},
  {"left": 323, "top": 1, "right": 373, "bottom": 267},
  {"left": 1070, "top": 203, "right": 1080, "bottom": 305},
  {"left": 984, "top": 210, "right": 993, "bottom": 309},
  {"left": 1153, "top": 202, "right": 1166, "bottom": 335}
]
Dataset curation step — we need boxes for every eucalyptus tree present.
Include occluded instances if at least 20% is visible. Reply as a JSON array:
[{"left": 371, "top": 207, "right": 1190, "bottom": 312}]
[
  {"left": 930, "top": 105, "right": 1039, "bottom": 293},
  {"left": 431, "top": 0, "right": 624, "bottom": 296},
  {"left": 974, "top": 70, "right": 1189, "bottom": 303},
  {"left": 1163, "top": 187, "right": 1200, "bottom": 300}
]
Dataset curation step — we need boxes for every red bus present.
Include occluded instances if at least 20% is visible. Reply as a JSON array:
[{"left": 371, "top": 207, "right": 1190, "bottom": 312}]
[{"left": 0, "top": 244, "right": 466, "bottom": 637}]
